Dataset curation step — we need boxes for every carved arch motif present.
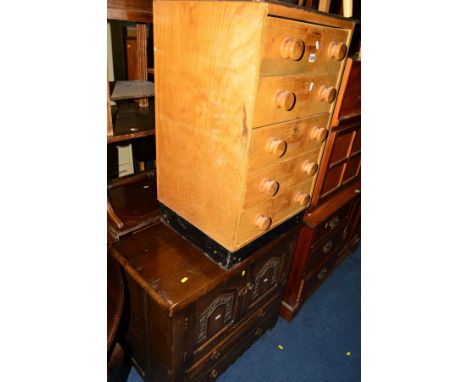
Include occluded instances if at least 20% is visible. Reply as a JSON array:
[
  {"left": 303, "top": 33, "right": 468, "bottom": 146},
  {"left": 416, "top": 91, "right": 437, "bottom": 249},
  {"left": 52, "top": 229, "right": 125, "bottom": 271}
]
[
  {"left": 252, "top": 257, "right": 281, "bottom": 299},
  {"left": 197, "top": 292, "right": 235, "bottom": 343}
]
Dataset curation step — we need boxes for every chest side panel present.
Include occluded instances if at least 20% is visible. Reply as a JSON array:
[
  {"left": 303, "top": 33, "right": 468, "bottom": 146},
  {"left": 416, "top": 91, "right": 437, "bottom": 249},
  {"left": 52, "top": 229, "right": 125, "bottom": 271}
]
[{"left": 154, "top": 1, "right": 267, "bottom": 250}]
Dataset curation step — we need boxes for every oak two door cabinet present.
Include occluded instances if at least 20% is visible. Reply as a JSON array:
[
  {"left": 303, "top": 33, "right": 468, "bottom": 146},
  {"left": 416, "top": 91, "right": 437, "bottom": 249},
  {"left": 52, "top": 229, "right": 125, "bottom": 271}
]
[
  {"left": 154, "top": 0, "right": 355, "bottom": 253},
  {"left": 110, "top": 221, "right": 299, "bottom": 381}
]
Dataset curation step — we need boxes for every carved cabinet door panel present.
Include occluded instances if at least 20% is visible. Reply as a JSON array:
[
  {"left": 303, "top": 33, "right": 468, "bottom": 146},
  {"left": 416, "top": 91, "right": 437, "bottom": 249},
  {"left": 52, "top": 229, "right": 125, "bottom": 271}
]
[
  {"left": 245, "top": 231, "right": 297, "bottom": 312},
  {"left": 189, "top": 275, "right": 244, "bottom": 363}
]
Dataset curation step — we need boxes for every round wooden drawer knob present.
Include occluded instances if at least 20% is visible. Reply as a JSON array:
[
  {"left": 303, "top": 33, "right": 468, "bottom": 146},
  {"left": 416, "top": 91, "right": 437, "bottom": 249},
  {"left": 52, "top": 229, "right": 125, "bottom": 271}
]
[
  {"left": 280, "top": 38, "right": 305, "bottom": 61},
  {"left": 266, "top": 138, "right": 287, "bottom": 157},
  {"left": 302, "top": 160, "right": 318, "bottom": 176},
  {"left": 261, "top": 179, "right": 280, "bottom": 196},
  {"left": 318, "top": 85, "right": 337, "bottom": 103},
  {"left": 276, "top": 90, "right": 296, "bottom": 111},
  {"left": 310, "top": 126, "right": 328, "bottom": 142},
  {"left": 255, "top": 215, "right": 272, "bottom": 231},
  {"left": 295, "top": 191, "right": 311, "bottom": 206},
  {"left": 328, "top": 41, "right": 348, "bottom": 61}
]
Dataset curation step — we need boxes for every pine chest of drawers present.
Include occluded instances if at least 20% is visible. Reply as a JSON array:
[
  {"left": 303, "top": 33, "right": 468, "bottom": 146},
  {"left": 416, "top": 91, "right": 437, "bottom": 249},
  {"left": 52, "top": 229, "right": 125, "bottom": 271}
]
[
  {"left": 109, "top": 221, "right": 299, "bottom": 381},
  {"left": 154, "top": 0, "right": 355, "bottom": 252}
]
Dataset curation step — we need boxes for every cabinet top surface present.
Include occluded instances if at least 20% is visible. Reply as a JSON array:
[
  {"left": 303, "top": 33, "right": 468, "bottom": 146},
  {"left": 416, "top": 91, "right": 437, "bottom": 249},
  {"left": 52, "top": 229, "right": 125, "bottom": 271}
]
[
  {"left": 153, "top": 0, "right": 355, "bottom": 29},
  {"left": 110, "top": 221, "right": 292, "bottom": 315}
]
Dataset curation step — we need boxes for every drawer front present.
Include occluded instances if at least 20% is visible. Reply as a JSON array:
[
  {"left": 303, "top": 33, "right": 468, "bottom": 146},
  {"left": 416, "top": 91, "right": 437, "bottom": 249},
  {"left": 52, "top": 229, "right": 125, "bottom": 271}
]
[
  {"left": 248, "top": 113, "right": 329, "bottom": 172},
  {"left": 244, "top": 149, "right": 321, "bottom": 208},
  {"left": 311, "top": 199, "right": 354, "bottom": 241},
  {"left": 236, "top": 178, "right": 312, "bottom": 248},
  {"left": 186, "top": 296, "right": 281, "bottom": 381},
  {"left": 305, "top": 221, "right": 348, "bottom": 273},
  {"left": 302, "top": 252, "right": 338, "bottom": 298},
  {"left": 254, "top": 73, "right": 339, "bottom": 127},
  {"left": 260, "top": 17, "right": 351, "bottom": 76}
]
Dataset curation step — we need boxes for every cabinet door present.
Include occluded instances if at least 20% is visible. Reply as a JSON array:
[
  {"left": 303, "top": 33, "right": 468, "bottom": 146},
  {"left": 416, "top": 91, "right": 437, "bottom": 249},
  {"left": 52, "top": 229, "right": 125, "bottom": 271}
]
[
  {"left": 245, "top": 230, "right": 297, "bottom": 312},
  {"left": 313, "top": 118, "right": 360, "bottom": 204},
  {"left": 189, "top": 275, "right": 244, "bottom": 365}
]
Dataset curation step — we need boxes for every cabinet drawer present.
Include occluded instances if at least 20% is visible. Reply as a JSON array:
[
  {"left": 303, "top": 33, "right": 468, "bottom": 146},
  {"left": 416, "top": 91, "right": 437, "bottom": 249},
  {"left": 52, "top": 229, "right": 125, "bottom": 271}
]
[
  {"left": 244, "top": 150, "right": 321, "bottom": 208},
  {"left": 304, "top": 221, "right": 348, "bottom": 273},
  {"left": 248, "top": 113, "right": 329, "bottom": 172},
  {"left": 187, "top": 295, "right": 280, "bottom": 381},
  {"left": 302, "top": 252, "right": 338, "bottom": 298},
  {"left": 236, "top": 178, "right": 312, "bottom": 248},
  {"left": 307, "top": 199, "right": 354, "bottom": 241},
  {"left": 260, "top": 17, "right": 351, "bottom": 76},
  {"left": 254, "top": 73, "right": 339, "bottom": 127}
]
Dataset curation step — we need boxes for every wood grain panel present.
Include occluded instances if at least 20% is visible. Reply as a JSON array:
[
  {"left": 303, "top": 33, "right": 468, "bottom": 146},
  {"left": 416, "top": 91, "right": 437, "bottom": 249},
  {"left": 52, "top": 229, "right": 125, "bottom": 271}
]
[
  {"left": 248, "top": 113, "right": 329, "bottom": 172},
  {"left": 260, "top": 16, "right": 351, "bottom": 76},
  {"left": 107, "top": 0, "right": 152, "bottom": 22},
  {"left": 253, "top": 72, "right": 340, "bottom": 127},
  {"left": 154, "top": 1, "right": 268, "bottom": 250},
  {"left": 243, "top": 149, "right": 321, "bottom": 208},
  {"left": 236, "top": 178, "right": 312, "bottom": 248}
]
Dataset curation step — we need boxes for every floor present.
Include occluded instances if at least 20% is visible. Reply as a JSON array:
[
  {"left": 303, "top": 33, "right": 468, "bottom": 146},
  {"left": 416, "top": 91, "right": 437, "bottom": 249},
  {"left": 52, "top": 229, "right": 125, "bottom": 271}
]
[{"left": 125, "top": 245, "right": 361, "bottom": 382}]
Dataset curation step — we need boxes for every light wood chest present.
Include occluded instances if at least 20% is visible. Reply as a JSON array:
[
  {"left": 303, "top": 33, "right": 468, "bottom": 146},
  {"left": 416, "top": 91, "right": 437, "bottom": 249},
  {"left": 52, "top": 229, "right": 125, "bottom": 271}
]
[{"left": 154, "top": 0, "right": 355, "bottom": 252}]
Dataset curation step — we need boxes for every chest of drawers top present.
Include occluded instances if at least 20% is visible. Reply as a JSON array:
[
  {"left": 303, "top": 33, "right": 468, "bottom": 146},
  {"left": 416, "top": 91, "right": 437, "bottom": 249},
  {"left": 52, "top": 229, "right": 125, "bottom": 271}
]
[{"left": 154, "top": 0, "right": 355, "bottom": 252}]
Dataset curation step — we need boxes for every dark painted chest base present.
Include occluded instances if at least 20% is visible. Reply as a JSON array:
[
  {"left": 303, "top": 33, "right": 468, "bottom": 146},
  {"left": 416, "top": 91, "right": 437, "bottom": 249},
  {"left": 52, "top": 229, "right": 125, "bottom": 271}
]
[{"left": 160, "top": 203, "right": 303, "bottom": 270}]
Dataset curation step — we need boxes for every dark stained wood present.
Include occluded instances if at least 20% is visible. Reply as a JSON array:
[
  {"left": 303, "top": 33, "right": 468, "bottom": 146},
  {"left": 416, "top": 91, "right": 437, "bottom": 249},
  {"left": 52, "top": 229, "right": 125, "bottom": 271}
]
[
  {"left": 111, "top": 80, "right": 154, "bottom": 101},
  {"left": 280, "top": 183, "right": 360, "bottom": 321},
  {"left": 331, "top": 58, "right": 360, "bottom": 127},
  {"left": 109, "top": 221, "right": 299, "bottom": 381},
  {"left": 311, "top": 58, "right": 361, "bottom": 207},
  {"left": 107, "top": 170, "right": 160, "bottom": 239},
  {"left": 108, "top": 254, "right": 125, "bottom": 350},
  {"left": 107, "top": 101, "right": 154, "bottom": 144},
  {"left": 107, "top": 254, "right": 125, "bottom": 380},
  {"left": 107, "top": 0, "right": 153, "bottom": 23},
  {"left": 107, "top": 79, "right": 114, "bottom": 137}
]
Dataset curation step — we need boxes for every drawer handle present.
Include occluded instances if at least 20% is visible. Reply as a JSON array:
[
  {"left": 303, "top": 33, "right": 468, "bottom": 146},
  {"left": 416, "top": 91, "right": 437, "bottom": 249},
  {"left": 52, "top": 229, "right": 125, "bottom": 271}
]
[
  {"left": 239, "top": 282, "right": 253, "bottom": 296},
  {"left": 310, "top": 126, "right": 328, "bottom": 142},
  {"left": 318, "top": 85, "right": 337, "bottom": 103},
  {"left": 210, "top": 350, "right": 221, "bottom": 361},
  {"left": 266, "top": 138, "right": 287, "bottom": 157},
  {"left": 323, "top": 241, "right": 333, "bottom": 254},
  {"left": 254, "top": 328, "right": 263, "bottom": 337},
  {"left": 302, "top": 160, "right": 318, "bottom": 176},
  {"left": 261, "top": 179, "right": 280, "bottom": 197},
  {"left": 280, "top": 37, "right": 305, "bottom": 61},
  {"left": 317, "top": 267, "right": 328, "bottom": 280},
  {"left": 254, "top": 215, "right": 272, "bottom": 231},
  {"left": 328, "top": 41, "right": 348, "bottom": 61},
  {"left": 276, "top": 90, "right": 296, "bottom": 111},
  {"left": 342, "top": 226, "right": 349, "bottom": 239},
  {"left": 295, "top": 191, "right": 311, "bottom": 207},
  {"left": 325, "top": 216, "right": 340, "bottom": 229},
  {"left": 210, "top": 369, "right": 219, "bottom": 379}
]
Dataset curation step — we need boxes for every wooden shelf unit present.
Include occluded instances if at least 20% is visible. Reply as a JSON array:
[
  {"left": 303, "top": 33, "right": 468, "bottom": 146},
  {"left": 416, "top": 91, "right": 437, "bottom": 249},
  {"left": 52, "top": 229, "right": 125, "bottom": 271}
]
[{"left": 107, "top": 0, "right": 158, "bottom": 241}]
